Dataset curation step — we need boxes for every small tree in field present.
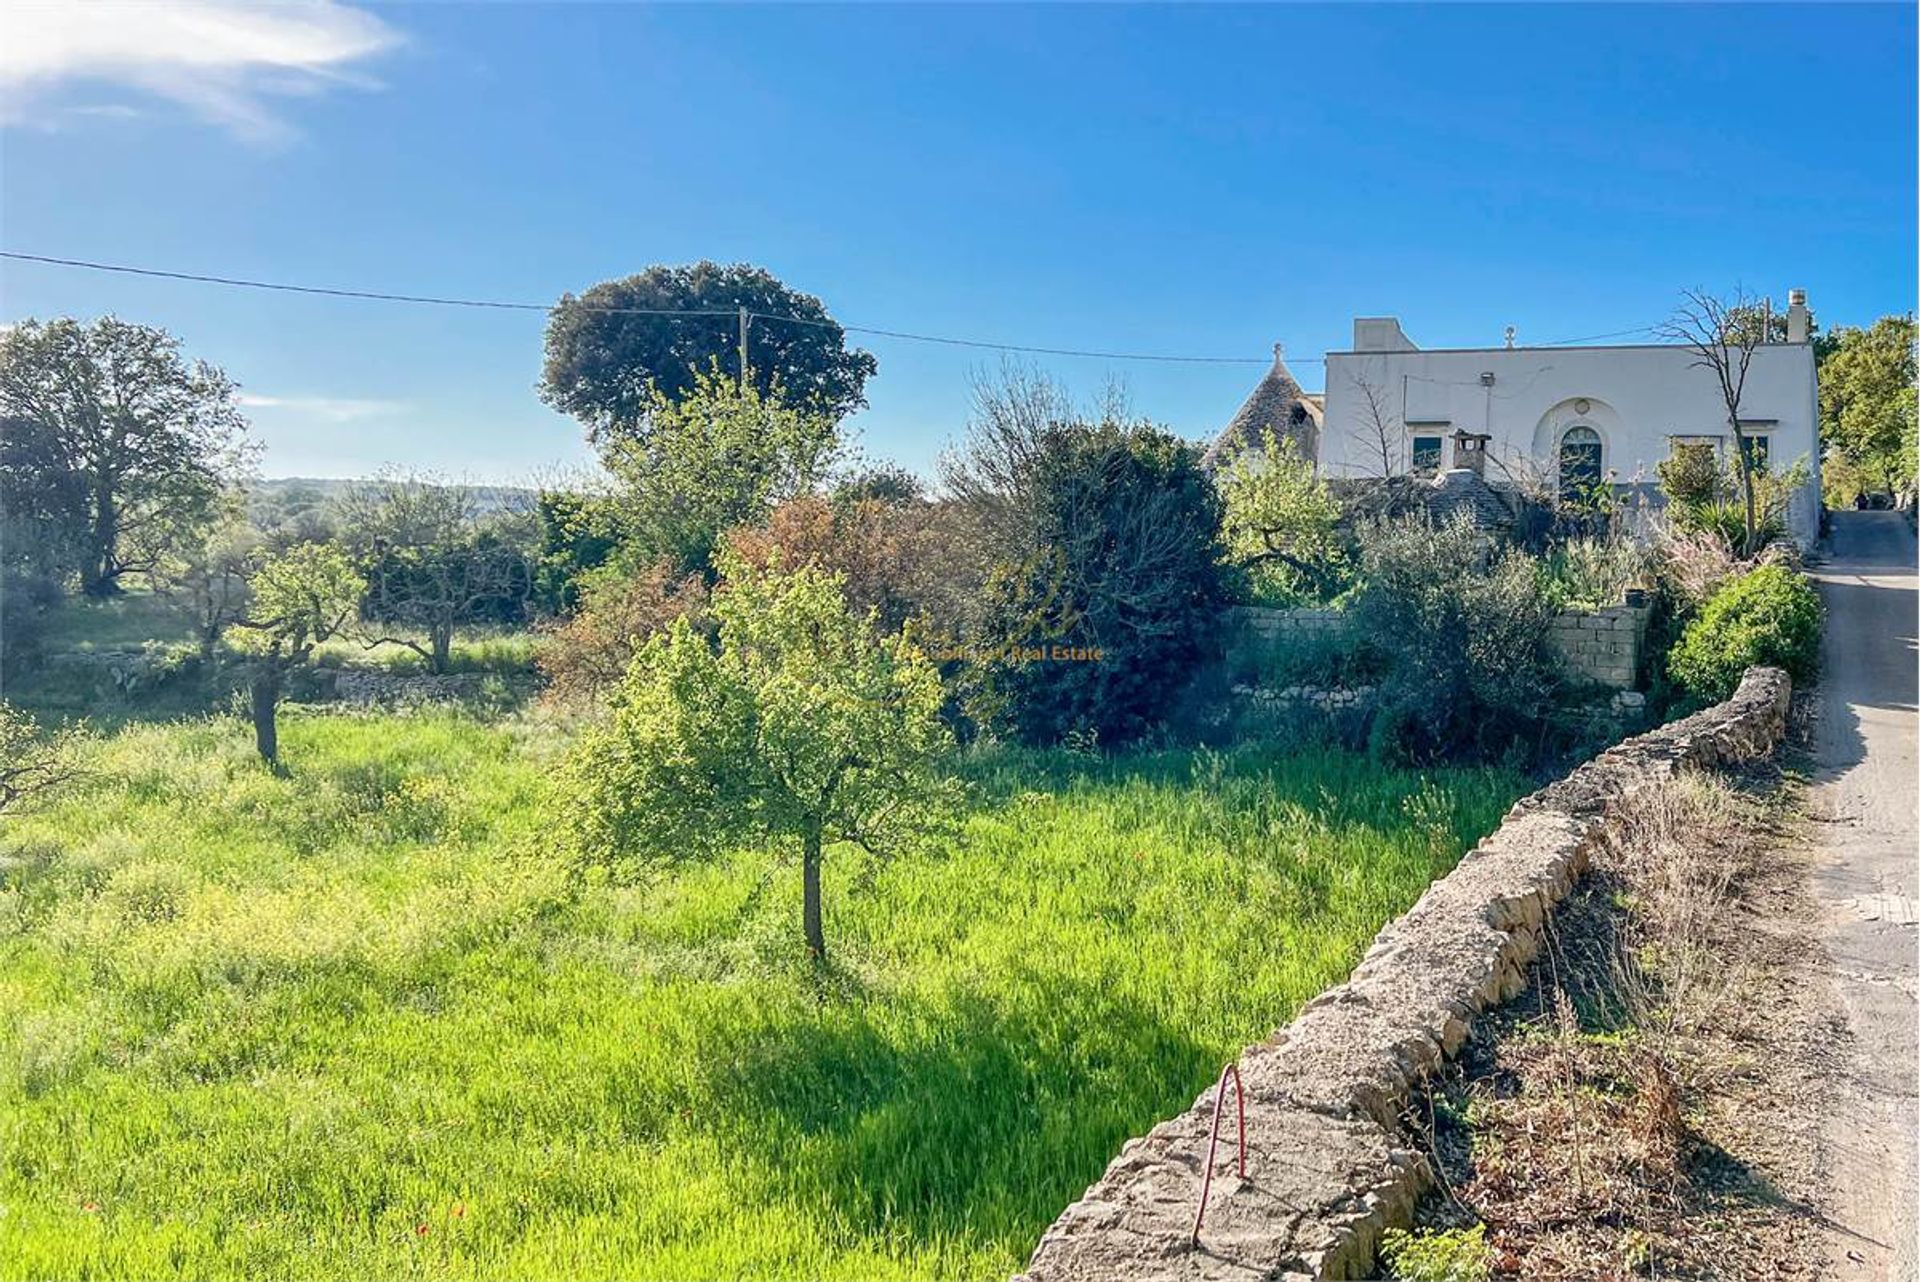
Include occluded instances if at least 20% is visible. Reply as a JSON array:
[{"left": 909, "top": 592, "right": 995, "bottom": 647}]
[
  {"left": 1220, "top": 430, "right": 1347, "bottom": 603},
  {"left": 0, "top": 702, "right": 85, "bottom": 816},
  {"left": 565, "top": 554, "right": 959, "bottom": 962},
  {"left": 228, "top": 543, "right": 365, "bottom": 766}
]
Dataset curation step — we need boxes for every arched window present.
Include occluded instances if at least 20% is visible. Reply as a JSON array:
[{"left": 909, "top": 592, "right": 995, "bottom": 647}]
[{"left": 1559, "top": 426, "right": 1603, "bottom": 493}]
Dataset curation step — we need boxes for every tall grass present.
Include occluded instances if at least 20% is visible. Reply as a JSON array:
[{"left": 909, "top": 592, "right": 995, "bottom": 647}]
[{"left": 0, "top": 712, "right": 1523, "bottom": 1280}]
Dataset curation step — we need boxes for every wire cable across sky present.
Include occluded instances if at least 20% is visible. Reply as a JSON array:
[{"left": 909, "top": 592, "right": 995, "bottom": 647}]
[
  {"left": 1, "top": 250, "right": 1670, "bottom": 363},
  {"left": 0, "top": 251, "right": 1275, "bottom": 366}
]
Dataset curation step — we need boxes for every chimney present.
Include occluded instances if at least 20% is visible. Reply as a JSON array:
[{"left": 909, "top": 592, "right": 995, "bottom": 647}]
[
  {"left": 1451, "top": 429, "right": 1491, "bottom": 477},
  {"left": 1786, "top": 288, "right": 1810, "bottom": 344},
  {"left": 1353, "top": 317, "right": 1417, "bottom": 352}
]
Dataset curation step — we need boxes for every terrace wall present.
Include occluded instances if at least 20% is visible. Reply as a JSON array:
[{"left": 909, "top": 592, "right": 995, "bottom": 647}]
[
  {"left": 1017, "top": 666, "right": 1792, "bottom": 1282},
  {"left": 1235, "top": 601, "right": 1652, "bottom": 691}
]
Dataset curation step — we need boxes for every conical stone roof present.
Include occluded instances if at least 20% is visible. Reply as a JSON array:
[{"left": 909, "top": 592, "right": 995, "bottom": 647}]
[{"left": 1202, "top": 344, "right": 1322, "bottom": 468}]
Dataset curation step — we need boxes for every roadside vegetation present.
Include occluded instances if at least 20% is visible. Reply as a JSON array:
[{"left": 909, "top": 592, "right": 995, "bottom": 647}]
[{"left": 1394, "top": 766, "right": 1827, "bottom": 1280}]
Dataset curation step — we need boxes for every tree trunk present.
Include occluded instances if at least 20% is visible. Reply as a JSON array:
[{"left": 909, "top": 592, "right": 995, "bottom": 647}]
[
  {"left": 83, "top": 488, "right": 118, "bottom": 597},
  {"left": 802, "top": 821, "right": 826, "bottom": 964},
  {"left": 250, "top": 667, "right": 281, "bottom": 766},
  {"left": 431, "top": 622, "right": 452, "bottom": 675}
]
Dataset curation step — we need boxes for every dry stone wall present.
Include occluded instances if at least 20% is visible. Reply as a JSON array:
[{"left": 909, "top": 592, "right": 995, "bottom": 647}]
[{"left": 1017, "top": 666, "right": 1792, "bottom": 1282}]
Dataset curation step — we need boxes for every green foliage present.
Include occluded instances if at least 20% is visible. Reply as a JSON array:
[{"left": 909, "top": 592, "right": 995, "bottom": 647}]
[
  {"left": 0, "top": 317, "right": 252, "bottom": 597},
  {"left": 0, "top": 701, "right": 85, "bottom": 815},
  {"left": 540, "top": 261, "right": 877, "bottom": 443},
  {"left": 1668, "top": 564, "right": 1821, "bottom": 702},
  {"left": 968, "top": 419, "right": 1228, "bottom": 748},
  {"left": 231, "top": 544, "right": 366, "bottom": 662},
  {"left": 1664, "top": 449, "right": 1807, "bottom": 556},
  {"left": 603, "top": 368, "right": 842, "bottom": 575},
  {"left": 565, "top": 554, "right": 958, "bottom": 958},
  {"left": 0, "top": 712, "right": 1523, "bottom": 1279},
  {"left": 1538, "top": 535, "right": 1651, "bottom": 611},
  {"left": 532, "top": 488, "right": 624, "bottom": 613},
  {"left": 1220, "top": 431, "right": 1348, "bottom": 605},
  {"left": 1655, "top": 441, "right": 1721, "bottom": 508},
  {"left": 1352, "top": 514, "right": 1561, "bottom": 762},
  {"left": 339, "top": 474, "right": 538, "bottom": 672},
  {"left": 1819, "top": 314, "right": 1917, "bottom": 496},
  {"left": 1381, "top": 1224, "right": 1493, "bottom": 1282}
]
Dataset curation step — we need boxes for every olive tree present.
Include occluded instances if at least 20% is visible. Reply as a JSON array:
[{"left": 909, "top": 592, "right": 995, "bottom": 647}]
[
  {"left": 564, "top": 554, "right": 958, "bottom": 962},
  {"left": 227, "top": 543, "right": 365, "bottom": 766},
  {"left": 337, "top": 474, "right": 535, "bottom": 673}
]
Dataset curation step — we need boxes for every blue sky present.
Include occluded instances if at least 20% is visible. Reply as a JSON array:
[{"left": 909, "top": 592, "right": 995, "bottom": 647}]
[{"left": 2, "top": 2, "right": 1913, "bottom": 483}]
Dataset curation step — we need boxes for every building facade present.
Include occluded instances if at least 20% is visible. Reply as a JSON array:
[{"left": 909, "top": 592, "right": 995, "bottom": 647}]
[{"left": 1308, "top": 294, "right": 1822, "bottom": 544}]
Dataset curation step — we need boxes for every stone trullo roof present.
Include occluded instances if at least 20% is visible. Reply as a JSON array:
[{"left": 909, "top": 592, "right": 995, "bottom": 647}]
[
  {"left": 1426, "top": 467, "right": 1517, "bottom": 531},
  {"left": 1201, "top": 344, "right": 1323, "bottom": 469}
]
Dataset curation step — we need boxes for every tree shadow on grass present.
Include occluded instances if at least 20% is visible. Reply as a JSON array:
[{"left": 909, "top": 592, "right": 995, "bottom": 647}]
[{"left": 679, "top": 975, "right": 1216, "bottom": 1261}]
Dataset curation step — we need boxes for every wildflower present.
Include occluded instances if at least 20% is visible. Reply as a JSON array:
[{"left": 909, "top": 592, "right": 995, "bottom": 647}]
[
  {"left": 451, "top": 1203, "right": 466, "bottom": 1219},
  {"left": 416, "top": 1224, "right": 430, "bottom": 1237}
]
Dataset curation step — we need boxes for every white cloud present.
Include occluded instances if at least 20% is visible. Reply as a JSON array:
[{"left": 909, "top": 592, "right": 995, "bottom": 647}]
[
  {"left": 1, "top": 1, "right": 401, "bottom": 143},
  {"left": 237, "top": 393, "right": 404, "bottom": 422}
]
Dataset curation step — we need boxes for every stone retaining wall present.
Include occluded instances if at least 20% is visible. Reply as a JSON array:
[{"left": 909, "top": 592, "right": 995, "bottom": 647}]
[
  {"left": 1017, "top": 666, "right": 1792, "bottom": 1282},
  {"left": 1546, "top": 602, "right": 1651, "bottom": 690},
  {"left": 1237, "top": 602, "right": 1651, "bottom": 692},
  {"left": 1230, "top": 606, "right": 1345, "bottom": 642}
]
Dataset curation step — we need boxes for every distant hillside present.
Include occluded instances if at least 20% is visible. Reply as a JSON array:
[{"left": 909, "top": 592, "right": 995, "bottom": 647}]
[{"left": 254, "top": 477, "right": 541, "bottom": 515}]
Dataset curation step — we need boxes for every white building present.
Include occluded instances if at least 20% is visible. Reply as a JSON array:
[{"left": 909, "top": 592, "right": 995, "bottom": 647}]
[{"left": 1303, "top": 293, "right": 1822, "bottom": 544}]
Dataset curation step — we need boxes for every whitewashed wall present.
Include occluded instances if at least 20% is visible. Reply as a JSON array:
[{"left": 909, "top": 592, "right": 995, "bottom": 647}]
[{"left": 1319, "top": 337, "right": 1821, "bottom": 544}]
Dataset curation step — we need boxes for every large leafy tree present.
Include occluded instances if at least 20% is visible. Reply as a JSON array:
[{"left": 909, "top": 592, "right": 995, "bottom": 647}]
[
  {"left": 565, "top": 554, "right": 958, "bottom": 961},
  {"left": 227, "top": 543, "right": 365, "bottom": 767},
  {"left": 541, "top": 262, "right": 876, "bottom": 444},
  {"left": 1819, "top": 315, "right": 1917, "bottom": 498},
  {"left": 0, "top": 317, "right": 251, "bottom": 596},
  {"left": 603, "top": 368, "right": 841, "bottom": 575}
]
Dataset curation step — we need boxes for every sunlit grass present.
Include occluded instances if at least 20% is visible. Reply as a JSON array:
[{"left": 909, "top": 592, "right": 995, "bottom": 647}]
[{"left": 0, "top": 711, "right": 1525, "bottom": 1279}]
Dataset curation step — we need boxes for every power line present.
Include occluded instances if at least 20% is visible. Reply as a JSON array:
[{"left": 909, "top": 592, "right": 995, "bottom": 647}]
[
  {"left": 0, "top": 250, "right": 1671, "bottom": 364},
  {"left": 0, "top": 251, "right": 1270, "bottom": 366}
]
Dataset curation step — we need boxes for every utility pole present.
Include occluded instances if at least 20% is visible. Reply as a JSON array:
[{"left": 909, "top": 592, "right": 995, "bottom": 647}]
[{"left": 737, "top": 305, "right": 751, "bottom": 391}]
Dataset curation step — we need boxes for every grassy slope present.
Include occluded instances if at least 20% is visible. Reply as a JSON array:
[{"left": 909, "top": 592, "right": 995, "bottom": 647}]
[{"left": 0, "top": 712, "right": 1524, "bottom": 1280}]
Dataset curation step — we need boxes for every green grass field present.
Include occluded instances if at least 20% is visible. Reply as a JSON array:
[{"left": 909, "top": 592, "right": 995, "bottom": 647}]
[{"left": 0, "top": 710, "right": 1525, "bottom": 1280}]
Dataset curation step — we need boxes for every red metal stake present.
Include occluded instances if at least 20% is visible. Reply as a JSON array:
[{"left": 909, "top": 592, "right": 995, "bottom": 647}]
[{"left": 1191, "top": 1060, "right": 1246, "bottom": 1245}]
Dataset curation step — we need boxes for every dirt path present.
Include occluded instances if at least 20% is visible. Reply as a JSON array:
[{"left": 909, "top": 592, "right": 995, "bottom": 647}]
[{"left": 1807, "top": 510, "right": 1919, "bottom": 1281}]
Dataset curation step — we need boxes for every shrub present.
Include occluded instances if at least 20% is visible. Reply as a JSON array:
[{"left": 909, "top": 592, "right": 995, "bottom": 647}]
[
  {"left": 535, "top": 559, "right": 708, "bottom": 704},
  {"left": 1351, "top": 514, "right": 1561, "bottom": 762},
  {"left": 0, "top": 701, "right": 86, "bottom": 815},
  {"left": 1380, "top": 1224, "right": 1492, "bottom": 1282},
  {"left": 1667, "top": 563, "right": 1820, "bottom": 701},
  {"left": 967, "top": 420, "right": 1228, "bottom": 747},
  {"left": 1539, "top": 534, "right": 1650, "bottom": 611},
  {"left": 726, "top": 494, "right": 950, "bottom": 638}
]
